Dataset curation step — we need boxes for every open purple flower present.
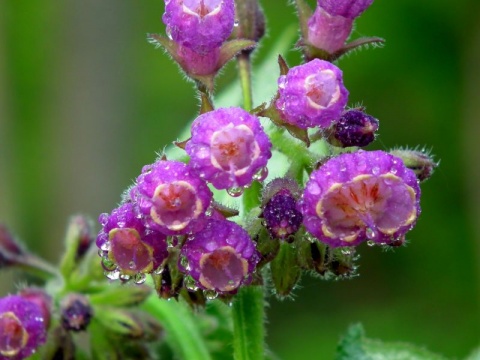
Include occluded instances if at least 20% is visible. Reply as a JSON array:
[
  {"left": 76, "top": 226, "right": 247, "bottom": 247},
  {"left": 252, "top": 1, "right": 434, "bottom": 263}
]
[
  {"left": 179, "top": 219, "right": 260, "bottom": 293},
  {"left": 163, "top": 0, "right": 235, "bottom": 54},
  {"left": 97, "top": 202, "right": 168, "bottom": 276},
  {"left": 133, "top": 160, "right": 213, "bottom": 235},
  {"left": 0, "top": 295, "right": 46, "bottom": 359},
  {"left": 276, "top": 59, "right": 348, "bottom": 129},
  {"left": 301, "top": 150, "right": 420, "bottom": 247},
  {"left": 186, "top": 107, "right": 272, "bottom": 190}
]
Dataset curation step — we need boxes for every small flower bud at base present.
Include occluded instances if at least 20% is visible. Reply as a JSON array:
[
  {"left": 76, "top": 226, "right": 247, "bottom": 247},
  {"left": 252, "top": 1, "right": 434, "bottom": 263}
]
[
  {"left": 60, "top": 294, "right": 93, "bottom": 332},
  {"left": 328, "top": 109, "right": 379, "bottom": 148}
]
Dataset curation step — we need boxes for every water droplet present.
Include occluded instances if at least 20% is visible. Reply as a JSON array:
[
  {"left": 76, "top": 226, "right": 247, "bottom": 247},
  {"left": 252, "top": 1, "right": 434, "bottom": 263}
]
[
  {"left": 367, "top": 240, "right": 375, "bottom": 247},
  {"left": 102, "top": 257, "right": 117, "bottom": 271},
  {"left": 120, "top": 273, "right": 131, "bottom": 281},
  {"left": 366, "top": 228, "right": 378, "bottom": 240},
  {"left": 154, "top": 266, "right": 164, "bottom": 275},
  {"left": 180, "top": 256, "right": 190, "bottom": 270},
  {"left": 166, "top": 27, "right": 172, "bottom": 40},
  {"left": 105, "top": 269, "right": 120, "bottom": 280},
  {"left": 184, "top": 276, "right": 198, "bottom": 291},
  {"left": 372, "top": 166, "right": 380, "bottom": 175},
  {"left": 99, "top": 213, "right": 109, "bottom": 225},
  {"left": 227, "top": 187, "right": 244, "bottom": 197},
  {"left": 134, "top": 273, "right": 147, "bottom": 285},
  {"left": 100, "top": 242, "right": 111, "bottom": 252},
  {"left": 129, "top": 261, "right": 136, "bottom": 269},
  {"left": 253, "top": 167, "right": 268, "bottom": 182},
  {"left": 234, "top": 19, "right": 239, "bottom": 27},
  {"left": 204, "top": 290, "right": 218, "bottom": 300},
  {"left": 341, "top": 248, "right": 352, "bottom": 255}
]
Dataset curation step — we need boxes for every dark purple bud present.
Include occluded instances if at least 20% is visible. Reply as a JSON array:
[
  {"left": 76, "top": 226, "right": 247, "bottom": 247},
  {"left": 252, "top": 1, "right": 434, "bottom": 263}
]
[
  {"left": 389, "top": 148, "right": 438, "bottom": 182},
  {"left": 68, "top": 215, "right": 95, "bottom": 261},
  {"left": 0, "top": 225, "right": 26, "bottom": 269},
  {"left": 0, "top": 295, "right": 46, "bottom": 359},
  {"left": 261, "top": 179, "right": 303, "bottom": 240},
  {"left": 329, "top": 109, "right": 379, "bottom": 148},
  {"left": 60, "top": 294, "right": 93, "bottom": 332}
]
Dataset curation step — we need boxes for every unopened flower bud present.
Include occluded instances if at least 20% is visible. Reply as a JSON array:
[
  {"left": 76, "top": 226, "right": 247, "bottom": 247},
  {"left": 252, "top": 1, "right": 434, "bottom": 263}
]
[
  {"left": 389, "top": 149, "right": 437, "bottom": 182},
  {"left": 163, "top": 0, "right": 235, "bottom": 54},
  {"left": 328, "top": 109, "right": 379, "bottom": 148},
  {"left": 276, "top": 59, "right": 348, "bottom": 129},
  {"left": 307, "top": 0, "right": 374, "bottom": 53},
  {"left": 261, "top": 179, "right": 303, "bottom": 240},
  {"left": 60, "top": 294, "right": 93, "bottom": 332},
  {"left": 232, "top": 0, "right": 265, "bottom": 44},
  {"left": 0, "top": 295, "right": 46, "bottom": 359},
  {"left": 0, "top": 225, "right": 26, "bottom": 269}
]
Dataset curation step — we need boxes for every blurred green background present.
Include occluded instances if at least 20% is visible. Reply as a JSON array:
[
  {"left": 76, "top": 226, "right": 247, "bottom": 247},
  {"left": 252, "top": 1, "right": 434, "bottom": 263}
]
[{"left": 1, "top": 0, "right": 479, "bottom": 358}]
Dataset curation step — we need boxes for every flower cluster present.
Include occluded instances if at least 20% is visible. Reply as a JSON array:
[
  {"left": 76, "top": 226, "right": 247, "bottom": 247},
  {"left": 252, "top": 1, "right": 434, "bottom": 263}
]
[
  {"left": 97, "top": 108, "right": 271, "bottom": 296},
  {"left": 0, "top": 0, "right": 437, "bottom": 357},
  {"left": 94, "top": 0, "right": 436, "bottom": 302}
]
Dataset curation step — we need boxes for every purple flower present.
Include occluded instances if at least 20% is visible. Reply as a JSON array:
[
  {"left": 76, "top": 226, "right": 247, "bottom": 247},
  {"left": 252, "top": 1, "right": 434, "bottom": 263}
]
[
  {"left": 276, "top": 59, "right": 348, "bottom": 129},
  {"left": 133, "top": 160, "right": 213, "bottom": 235},
  {"left": 179, "top": 219, "right": 260, "bottom": 293},
  {"left": 0, "top": 295, "right": 46, "bottom": 359},
  {"left": 163, "top": 0, "right": 235, "bottom": 54},
  {"left": 330, "top": 109, "right": 379, "bottom": 147},
  {"left": 318, "top": 0, "right": 374, "bottom": 19},
  {"left": 97, "top": 202, "right": 168, "bottom": 276},
  {"left": 307, "top": 0, "right": 374, "bottom": 53},
  {"left": 17, "top": 289, "right": 52, "bottom": 329},
  {"left": 301, "top": 150, "right": 420, "bottom": 247},
  {"left": 186, "top": 108, "right": 272, "bottom": 190}
]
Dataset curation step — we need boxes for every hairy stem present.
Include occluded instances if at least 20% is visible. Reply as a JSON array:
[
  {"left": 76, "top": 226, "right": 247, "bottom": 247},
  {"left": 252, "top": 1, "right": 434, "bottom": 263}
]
[{"left": 232, "top": 286, "right": 265, "bottom": 360}]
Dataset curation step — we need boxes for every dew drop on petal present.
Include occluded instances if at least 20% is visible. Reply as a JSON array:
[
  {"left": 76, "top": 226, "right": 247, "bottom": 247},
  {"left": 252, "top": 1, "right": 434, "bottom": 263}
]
[
  {"left": 105, "top": 269, "right": 120, "bottom": 280},
  {"left": 184, "top": 275, "right": 198, "bottom": 291},
  {"left": 253, "top": 167, "right": 268, "bottom": 182},
  {"left": 120, "top": 274, "right": 131, "bottom": 281},
  {"left": 134, "top": 273, "right": 147, "bottom": 285},
  {"left": 367, "top": 240, "right": 375, "bottom": 247},
  {"left": 100, "top": 242, "right": 111, "bottom": 252},
  {"left": 227, "top": 187, "right": 244, "bottom": 197},
  {"left": 366, "top": 227, "right": 378, "bottom": 240},
  {"left": 204, "top": 289, "right": 218, "bottom": 300}
]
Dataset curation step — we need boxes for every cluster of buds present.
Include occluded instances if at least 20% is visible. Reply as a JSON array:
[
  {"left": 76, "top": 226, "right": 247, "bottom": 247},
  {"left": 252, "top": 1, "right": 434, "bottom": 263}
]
[{"left": 94, "top": 0, "right": 437, "bottom": 302}]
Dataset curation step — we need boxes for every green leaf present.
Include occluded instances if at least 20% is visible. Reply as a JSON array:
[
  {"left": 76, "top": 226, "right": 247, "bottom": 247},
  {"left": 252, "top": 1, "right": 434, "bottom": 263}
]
[
  {"left": 336, "top": 324, "right": 450, "bottom": 360},
  {"left": 142, "top": 295, "right": 213, "bottom": 360}
]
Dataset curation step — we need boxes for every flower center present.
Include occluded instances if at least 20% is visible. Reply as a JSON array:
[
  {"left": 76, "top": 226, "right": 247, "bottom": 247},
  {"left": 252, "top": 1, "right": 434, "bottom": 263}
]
[
  {"left": 183, "top": 0, "right": 222, "bottom": 18},
  {"left": 199, "top": 246, "right": 248, "bottom": 292},
  {"left": 109, "top": 228, "right": 154, "bottom": 275},
  {"left": 0, "top": 312, "right": 28, "bottom": 357},
  {"left": 210, "top": 124, "right": 260, "bottom": 176},
  {"left": 304, "top": 70, "right": 340, "bottom": 109},
  {"left": 151, "top": 181, "right": 203, "bottom": 231},
  {"left": 317, "top": 174, "right": 417, "bottom": 242}
]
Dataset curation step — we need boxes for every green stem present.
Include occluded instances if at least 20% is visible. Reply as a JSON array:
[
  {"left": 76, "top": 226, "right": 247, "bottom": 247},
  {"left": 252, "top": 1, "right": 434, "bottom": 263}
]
[
  {"left": 142, "top": 296, "right": 212, "bottom": 360},
  {"left": 238, "top": 52, "right": 253, "bottom": 111},
  {"left": 16, "top": 255, "right": 60, "bottom": 281},
  {"left": 232, "top": 286, "right": 265, "bottom": 360}
]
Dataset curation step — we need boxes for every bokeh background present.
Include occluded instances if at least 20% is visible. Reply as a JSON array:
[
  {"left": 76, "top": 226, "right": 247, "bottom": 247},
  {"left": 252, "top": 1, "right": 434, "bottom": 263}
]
[{"left": 1, "top": 0, "right": 479, "bottom": 358}]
